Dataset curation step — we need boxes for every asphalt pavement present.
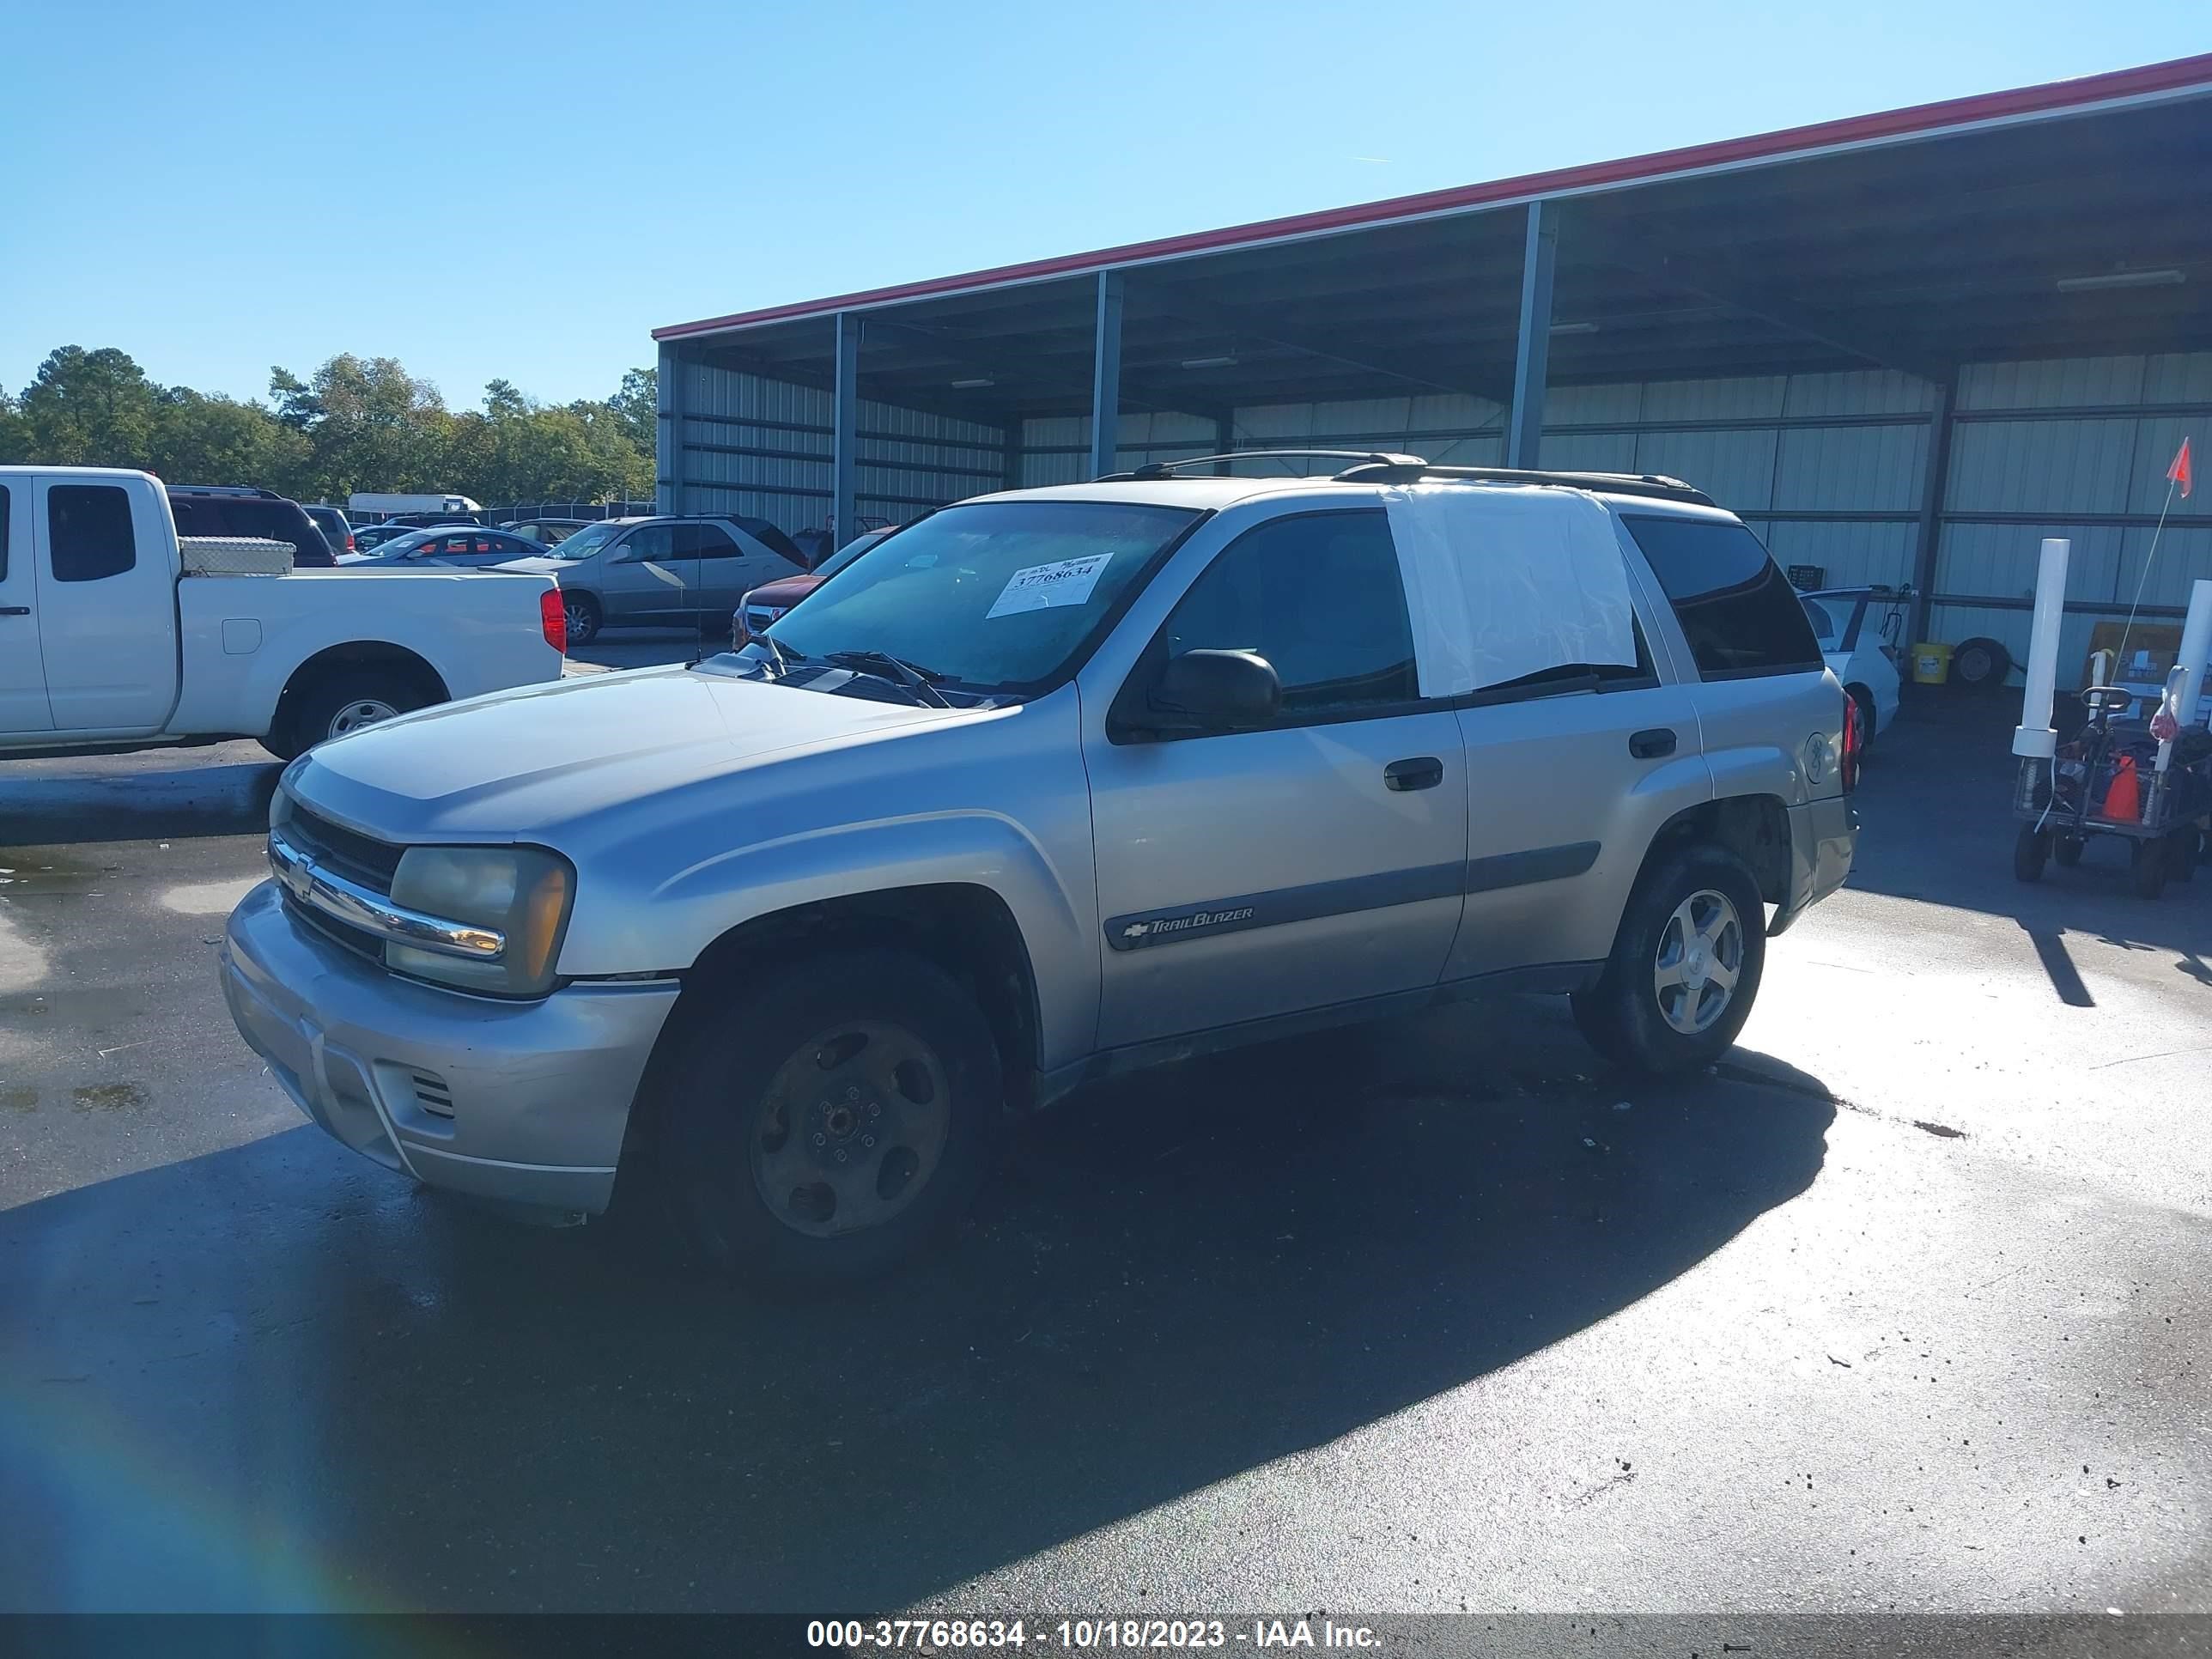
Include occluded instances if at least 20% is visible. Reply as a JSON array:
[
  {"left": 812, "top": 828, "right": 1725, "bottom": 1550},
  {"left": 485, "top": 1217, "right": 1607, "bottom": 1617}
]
[{"left": 1, "top": 663, "right": 2206, "bottom": 1627}]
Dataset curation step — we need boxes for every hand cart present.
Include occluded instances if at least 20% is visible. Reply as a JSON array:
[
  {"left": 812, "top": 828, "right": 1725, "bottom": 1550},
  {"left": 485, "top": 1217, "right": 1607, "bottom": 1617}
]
[{"left": 2014, "top": 680, "right": 2211, "bottom": 898}]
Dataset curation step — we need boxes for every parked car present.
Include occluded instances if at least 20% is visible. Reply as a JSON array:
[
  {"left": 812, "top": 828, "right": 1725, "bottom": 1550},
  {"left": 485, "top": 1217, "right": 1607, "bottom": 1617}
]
[
  {"left": 222, "top": 454, "right": 1856, "bottom": 1285},
  {"left": 165, "top": 484, "right": 336, "bottom": 568},
  {"left": 339, "top": 526, "right": 550, "bottom": 569},
  {"left": 1, "top": 466, "right": 566, "bottom": 760},
  {"left": 302, "top": 504, "right": 354, "bottom": 556},
  {"left": 350, "top": 522, "right": 415, "bottom": 553},
  {"left": 490, "top": 514, "right": 809, "bottom": 645},
  {"left": 732, "top": 527, "right": 895, "bottom": 644},
  {"left": 1799, "top": 586, "right": 1905, "bottom": 751},
  {"left": 501, "top": 519, "right": 591, "bottom": 546}
]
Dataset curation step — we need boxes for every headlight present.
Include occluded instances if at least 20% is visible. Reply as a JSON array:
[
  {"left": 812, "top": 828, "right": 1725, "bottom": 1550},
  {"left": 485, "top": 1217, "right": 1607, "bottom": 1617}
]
[{"left": 386, "top": 846, "right": 575, "bottom": 998}]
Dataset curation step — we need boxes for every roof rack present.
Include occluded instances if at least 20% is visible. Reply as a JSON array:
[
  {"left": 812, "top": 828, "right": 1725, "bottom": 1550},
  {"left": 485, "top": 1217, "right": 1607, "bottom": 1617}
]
[
  {"left": 1332, "top": 460, "right": 1715, "bottom": 506},
  {"left": 169, "top": 483, "right": 285, "bottom": 499},
  {"left": 1097, "top": 449, "right": 1426, "bottom": 482}
]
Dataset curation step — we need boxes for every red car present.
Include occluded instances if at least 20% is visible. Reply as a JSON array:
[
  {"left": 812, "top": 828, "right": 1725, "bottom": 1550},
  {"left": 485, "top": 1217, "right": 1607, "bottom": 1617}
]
[{"left": 732, "top": 528, "right": 892, "bottom": 646}]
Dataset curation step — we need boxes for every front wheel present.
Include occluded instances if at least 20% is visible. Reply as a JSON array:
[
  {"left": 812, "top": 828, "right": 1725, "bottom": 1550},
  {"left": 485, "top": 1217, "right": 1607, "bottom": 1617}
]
[
  {"left": 2130, "top": 836, "right": 2169, "bottom": 900},
  {"left": 1571, "top": 843, "right": 1767, "bottom": 1075},
  {"left": 2014, "top": 825, "right": 2051, "bottom": 883},
  {"left": 657, "top": 948, "right": 1001, "bottom": 1285}
]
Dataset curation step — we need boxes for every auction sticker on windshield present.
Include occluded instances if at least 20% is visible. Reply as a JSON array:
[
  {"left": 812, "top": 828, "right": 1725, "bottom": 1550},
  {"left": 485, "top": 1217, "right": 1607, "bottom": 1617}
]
[{"left": 985, "top": 554, "right": 1114, "bottom": 619}]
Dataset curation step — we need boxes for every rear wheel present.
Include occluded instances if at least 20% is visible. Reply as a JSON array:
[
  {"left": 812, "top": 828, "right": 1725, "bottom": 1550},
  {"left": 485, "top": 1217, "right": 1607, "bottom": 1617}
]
[
  {"left": 657, "top": 948, "right": 1001, "bottom": 1285},
  {"left": 2130, "top": 836, "right": 2169, "bottom": 900},
  {"left": 1571, "top": 842, "right": 1766, "bottom": 1075},
  {"left": 2014, "top": 826, "right": 2051, "bottom": 882},
  {"left": 2052, "top": 835, "right": 2084, "bottom": 868},
  {"left": 562, "top": 592, "right": 602, "bottom": 646},
  {"left": 264, "top": 666, "right": 432, "bottom": 760},
  {"left": 2166, "top": 825, "right": 2198, "bottom": 884}
]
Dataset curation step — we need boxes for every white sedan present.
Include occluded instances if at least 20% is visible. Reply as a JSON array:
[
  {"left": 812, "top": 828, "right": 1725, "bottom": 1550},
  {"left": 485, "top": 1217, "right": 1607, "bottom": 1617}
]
[{"left": 1800, "top": 586, "right": 1906, "bottom": 752}]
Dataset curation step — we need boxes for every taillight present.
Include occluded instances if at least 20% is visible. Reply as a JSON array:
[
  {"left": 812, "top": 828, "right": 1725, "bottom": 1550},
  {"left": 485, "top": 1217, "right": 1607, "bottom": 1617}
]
[
  {"left": 1840, "top": 693, "right": 1861, "bottom": 794},
  {"left": 539, "top": 586, "right": 567, "bottom": 653},
  {"left": 344, "top": 532, "right": 356, "bottom": 552}
]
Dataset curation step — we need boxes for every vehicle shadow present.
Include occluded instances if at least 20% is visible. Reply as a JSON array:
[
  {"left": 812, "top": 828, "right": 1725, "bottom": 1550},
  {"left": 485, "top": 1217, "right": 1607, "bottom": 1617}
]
[
  {"left": 0, "top": 755, "right": 279, "bottom": 845},
  {"left": 0, "top": 1001, "right": 1832, "bottom": 1613}
]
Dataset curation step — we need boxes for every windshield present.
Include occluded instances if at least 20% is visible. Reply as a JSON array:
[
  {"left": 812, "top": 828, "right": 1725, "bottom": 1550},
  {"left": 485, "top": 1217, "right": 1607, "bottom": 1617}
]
[
  {"left": 812, "top": 530, "right": 890, "bottom": 580},
  {"left": 544, "top": 522, "right": 622, "bottom": 560},
  {"left": 763, "top": 501, "right": 1202, "bottom": 692}
]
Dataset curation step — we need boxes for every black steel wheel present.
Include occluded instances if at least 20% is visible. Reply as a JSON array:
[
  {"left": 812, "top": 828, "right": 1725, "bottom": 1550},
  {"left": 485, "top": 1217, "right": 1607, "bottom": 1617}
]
[
  {"left": 657, "top": 947, "right": 1001, "bottom": 1285},
  {"left": 2014, "top": 825, "right": 2051, "bottom": 883},
  {"left": 2130, "top": 836, "right": 2169, "bottom": 900}
]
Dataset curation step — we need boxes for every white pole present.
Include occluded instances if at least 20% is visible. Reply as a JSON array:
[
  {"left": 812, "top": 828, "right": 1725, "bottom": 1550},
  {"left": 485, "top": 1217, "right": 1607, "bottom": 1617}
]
[
  {"left": 2172, "top": 578, "right": 2212, "bottom": 730},
  {"left": 2014, "top": 537, "right": 2071, "bottom": 759}
]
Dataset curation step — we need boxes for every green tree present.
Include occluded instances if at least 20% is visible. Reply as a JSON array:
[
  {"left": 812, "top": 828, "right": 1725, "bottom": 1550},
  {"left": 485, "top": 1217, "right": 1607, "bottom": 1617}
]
[
  {"left": 149, "top": 389, "right": 308, "bottom": 489},
  {"left": 17, "top": 346, "right": 163, "bottom": 465},
  {"left": 608, "top": 366, "right": 657, "bottom": 455}
]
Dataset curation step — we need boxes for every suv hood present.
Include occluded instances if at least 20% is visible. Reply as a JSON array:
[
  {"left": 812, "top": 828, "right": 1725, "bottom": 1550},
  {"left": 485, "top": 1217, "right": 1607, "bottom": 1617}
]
[{"left": 286, "top": 665, "right": 973, "bottom": 840}]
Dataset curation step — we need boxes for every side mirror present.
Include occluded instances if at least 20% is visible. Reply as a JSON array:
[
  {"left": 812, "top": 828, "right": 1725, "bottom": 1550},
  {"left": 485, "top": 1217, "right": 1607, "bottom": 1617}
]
[{"left": 1148, "top": 649, "right": 1280, "bottom": 732}]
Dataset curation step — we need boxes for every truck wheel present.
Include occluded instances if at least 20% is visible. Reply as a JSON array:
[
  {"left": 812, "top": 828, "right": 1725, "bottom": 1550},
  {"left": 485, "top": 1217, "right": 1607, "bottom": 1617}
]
[
  {"left": 2130, "top": 836, "right": 2169, "bottom": 900},
  {"left": 658, "top": 947, "right": 1001, "bottom": 1285},
  {"left": 2169, "top": 825, "right": 2199, "bottom": 884},
  {"left": 1570, "top": 842, "right": 1767, "bottom": 1075},
  {"left": 263, "top": 668, "right": 431, "bottom": 760},
  {"left": 562, "top": 592, "right": 602, "bottom": 646},
  {"left": 2014, "top": 825, "right": 2051, "bottom": 882},
  {"left": 2053, "top": 835, "right": 2084, "bottom": 868}
]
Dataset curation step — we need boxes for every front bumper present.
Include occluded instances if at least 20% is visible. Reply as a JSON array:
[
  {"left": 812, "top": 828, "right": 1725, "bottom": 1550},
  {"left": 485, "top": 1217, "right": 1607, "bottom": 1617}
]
[
  {"left": 1770, "top": 794, "right": 1857, "bottom": 937},
  {"left": 222, "top": 880, "right": 680, "bottom": 1213}
]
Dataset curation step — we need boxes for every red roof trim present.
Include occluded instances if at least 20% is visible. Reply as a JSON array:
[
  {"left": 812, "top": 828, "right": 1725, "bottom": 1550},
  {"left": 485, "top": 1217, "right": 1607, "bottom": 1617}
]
[{"left": 653, "top": 53, "right": 2212, "bottom": 343}]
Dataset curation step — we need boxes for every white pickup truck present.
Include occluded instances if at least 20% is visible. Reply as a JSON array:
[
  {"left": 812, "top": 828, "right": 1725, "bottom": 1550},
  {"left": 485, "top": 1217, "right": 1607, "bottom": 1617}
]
[{"left": 1, "top": 467, "right": 567, "bottom": 761}]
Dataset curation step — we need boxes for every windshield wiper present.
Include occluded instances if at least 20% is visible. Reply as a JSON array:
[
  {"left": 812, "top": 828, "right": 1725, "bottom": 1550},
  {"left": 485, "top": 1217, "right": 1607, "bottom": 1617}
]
[
  {"left": 755, "top": 631, "right": 797, "bottom": 678},
  {"left": 823, "top": 648, "right": 951, "bottom": 708}
]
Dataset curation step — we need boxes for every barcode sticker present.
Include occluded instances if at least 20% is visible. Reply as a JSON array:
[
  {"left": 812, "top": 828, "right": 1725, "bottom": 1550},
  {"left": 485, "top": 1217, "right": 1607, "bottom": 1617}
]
[{"left": 984, "top": 554, "right": 1113, "bottom": 618}]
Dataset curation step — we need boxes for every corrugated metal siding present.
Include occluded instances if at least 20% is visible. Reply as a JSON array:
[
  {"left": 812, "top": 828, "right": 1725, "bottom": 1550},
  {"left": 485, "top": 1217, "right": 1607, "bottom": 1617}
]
[{"left": 672, "top": 362, "right": 1007, "bottom": 533}]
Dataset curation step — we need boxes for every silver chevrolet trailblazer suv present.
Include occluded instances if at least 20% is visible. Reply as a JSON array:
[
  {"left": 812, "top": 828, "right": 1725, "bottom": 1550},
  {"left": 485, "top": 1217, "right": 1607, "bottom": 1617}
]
[{"left": 222, "top": 453, "right": 1858, "bottom": 1283}]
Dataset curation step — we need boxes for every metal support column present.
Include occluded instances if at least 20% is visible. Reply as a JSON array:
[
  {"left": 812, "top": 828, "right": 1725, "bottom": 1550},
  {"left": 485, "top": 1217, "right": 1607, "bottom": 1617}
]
[
  {"left": 1213, "top": 413, "right": 1236, "bottom": 475},
  {"left": 1088, "top": 271, "right": 1124, "bottom": 479},
  {"left": 655, "top": 342, "right": 680, "bottom": 515},
  {"left": 1505, "top": 201, "right": 1558, "bottom": 470},
  {"left": 831, "top": 312, "right": 860, "bottom": 549},
  {"left": 1909, "top": 370, "right": 1957, "bottom": 649},
  {"left": 1002, "top": 417, "right": 1024, "bottom": 493}
]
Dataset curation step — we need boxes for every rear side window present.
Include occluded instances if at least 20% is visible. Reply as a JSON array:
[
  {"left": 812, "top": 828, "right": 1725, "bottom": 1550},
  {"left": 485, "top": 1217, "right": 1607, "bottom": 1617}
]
[
  {"left": 675, "top": 524, "right": 738, "bottom": 558},
  {"left": 1163, "top": 509, "right": 1419, "bottom": 717},
  {"left": 1624, "top": 515, "right": 1822, "bottom": 678},
  {"left": 49, "top": 486, "right": 137, "bottom": 583}
]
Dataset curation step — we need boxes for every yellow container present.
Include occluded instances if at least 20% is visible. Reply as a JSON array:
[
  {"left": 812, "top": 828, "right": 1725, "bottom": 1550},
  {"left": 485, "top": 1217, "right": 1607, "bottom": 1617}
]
[{"left": 1911, "top": 641, "right": 1953, "bottom": 685}]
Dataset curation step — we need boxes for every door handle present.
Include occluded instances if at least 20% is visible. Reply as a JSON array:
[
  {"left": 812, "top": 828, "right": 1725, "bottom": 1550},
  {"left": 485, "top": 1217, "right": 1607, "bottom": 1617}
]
[
  {"left": 1384, "top": 756, "right": 1445, "bottom": 792},
  {"left": 1629, "top": 727, "right": 1677, "bottom": 759},
  {"left": 0, "top": 606, "right": 28, "bottom": 617}
]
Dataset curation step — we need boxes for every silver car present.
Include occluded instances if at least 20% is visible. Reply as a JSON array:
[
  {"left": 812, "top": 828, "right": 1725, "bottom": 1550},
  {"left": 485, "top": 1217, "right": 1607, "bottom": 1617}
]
[
  {"left": 495, "top": 514, "right": 810, "bottom": 645},
  {"left": 222, "top": 458, "right": 1856, "bottom": 1285}
]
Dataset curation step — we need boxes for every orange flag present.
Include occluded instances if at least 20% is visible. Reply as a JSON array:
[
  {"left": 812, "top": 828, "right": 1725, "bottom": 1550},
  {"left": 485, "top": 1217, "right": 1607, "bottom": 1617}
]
[{"left": 2169, "top": 436, "right": 2193, "bottom": 499}]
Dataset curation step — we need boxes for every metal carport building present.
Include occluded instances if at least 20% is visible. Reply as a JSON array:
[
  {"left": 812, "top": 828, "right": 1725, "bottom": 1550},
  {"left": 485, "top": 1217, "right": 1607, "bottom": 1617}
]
[{"left": 653, "top": 53, "right": 2212, "bottom": 678}]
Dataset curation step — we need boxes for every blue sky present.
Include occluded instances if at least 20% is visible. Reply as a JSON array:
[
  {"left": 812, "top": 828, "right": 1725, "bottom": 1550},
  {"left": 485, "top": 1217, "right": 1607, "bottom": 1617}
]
[{"left": 3, "top": 0, "right": 2204, "bottom": 410}]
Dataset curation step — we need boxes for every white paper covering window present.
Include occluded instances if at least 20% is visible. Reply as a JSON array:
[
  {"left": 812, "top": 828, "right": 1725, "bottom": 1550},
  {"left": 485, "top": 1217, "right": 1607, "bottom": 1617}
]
[{"left": 1380, "top": 485, "right": 1639, "bottom": 697}]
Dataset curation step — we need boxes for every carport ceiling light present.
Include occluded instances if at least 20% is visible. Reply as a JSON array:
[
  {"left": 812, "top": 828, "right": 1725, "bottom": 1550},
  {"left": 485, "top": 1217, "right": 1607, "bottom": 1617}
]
[
  {"left": 1180, "top": 355, "right": 1238, "bottom": 370},
  {"left": 950, "top": 376, "right": 995, "bottom": 388},
  {"left": 2054, "top": 269, "right": 2184, "bottom": 292}
]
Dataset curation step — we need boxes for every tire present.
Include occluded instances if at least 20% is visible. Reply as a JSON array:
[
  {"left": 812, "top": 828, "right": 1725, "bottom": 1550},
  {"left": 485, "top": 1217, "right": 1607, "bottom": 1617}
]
[
  {"left": 1847, "top": 685, "right": 1878, "bottom": 760},
  {"left": 2167, "top": 825, "right": 2198, "bottom": 884},
  {"left": 562, "top": 591, "right": 602, "bottom": 647},
  {"left": 1952, "top": 637, "right": 2013, "bottom": 691},
  {"left": 2014, "top": 825, "right": 2051, "bottom": 882},
  {"left": 656, "top": 947, "right": 1002, "bottom": 1286},
  {"left": 2053, "top": 835, "right": 2084, "bottom": 868},
  {"left": 2130, "top": 836, "right": 2169, "bottom": 900},
  {"left": 1570, "top": 842, "right": 1767, "bottom": 1075},
  {"left": 263, "top": 666, "right": 433, "bottom": 760}
]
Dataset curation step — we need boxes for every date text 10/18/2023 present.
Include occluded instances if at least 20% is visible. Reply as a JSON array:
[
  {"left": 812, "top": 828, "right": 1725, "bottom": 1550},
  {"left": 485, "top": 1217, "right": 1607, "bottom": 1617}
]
[{"left": 807, "top": 1619, "right": 1384, "bottom": 1650}]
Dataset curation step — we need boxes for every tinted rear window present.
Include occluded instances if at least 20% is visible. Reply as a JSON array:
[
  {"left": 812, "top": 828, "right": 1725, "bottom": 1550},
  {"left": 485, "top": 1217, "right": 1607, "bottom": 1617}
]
[
  {"left": 170, "top": 495, "right": 332, "bottom": 566},
  {"left": 1624, "top": 516, "right": 1823, "bottom": 678}
]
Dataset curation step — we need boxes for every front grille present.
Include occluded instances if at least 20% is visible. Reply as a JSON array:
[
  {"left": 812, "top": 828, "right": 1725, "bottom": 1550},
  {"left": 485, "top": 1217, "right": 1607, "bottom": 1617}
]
[
  {"left": 283, "top": 804, "right": 403, "bottom": 890},
  {"left": 282, "top": 892, "right": 386, "bottom": 965}
]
